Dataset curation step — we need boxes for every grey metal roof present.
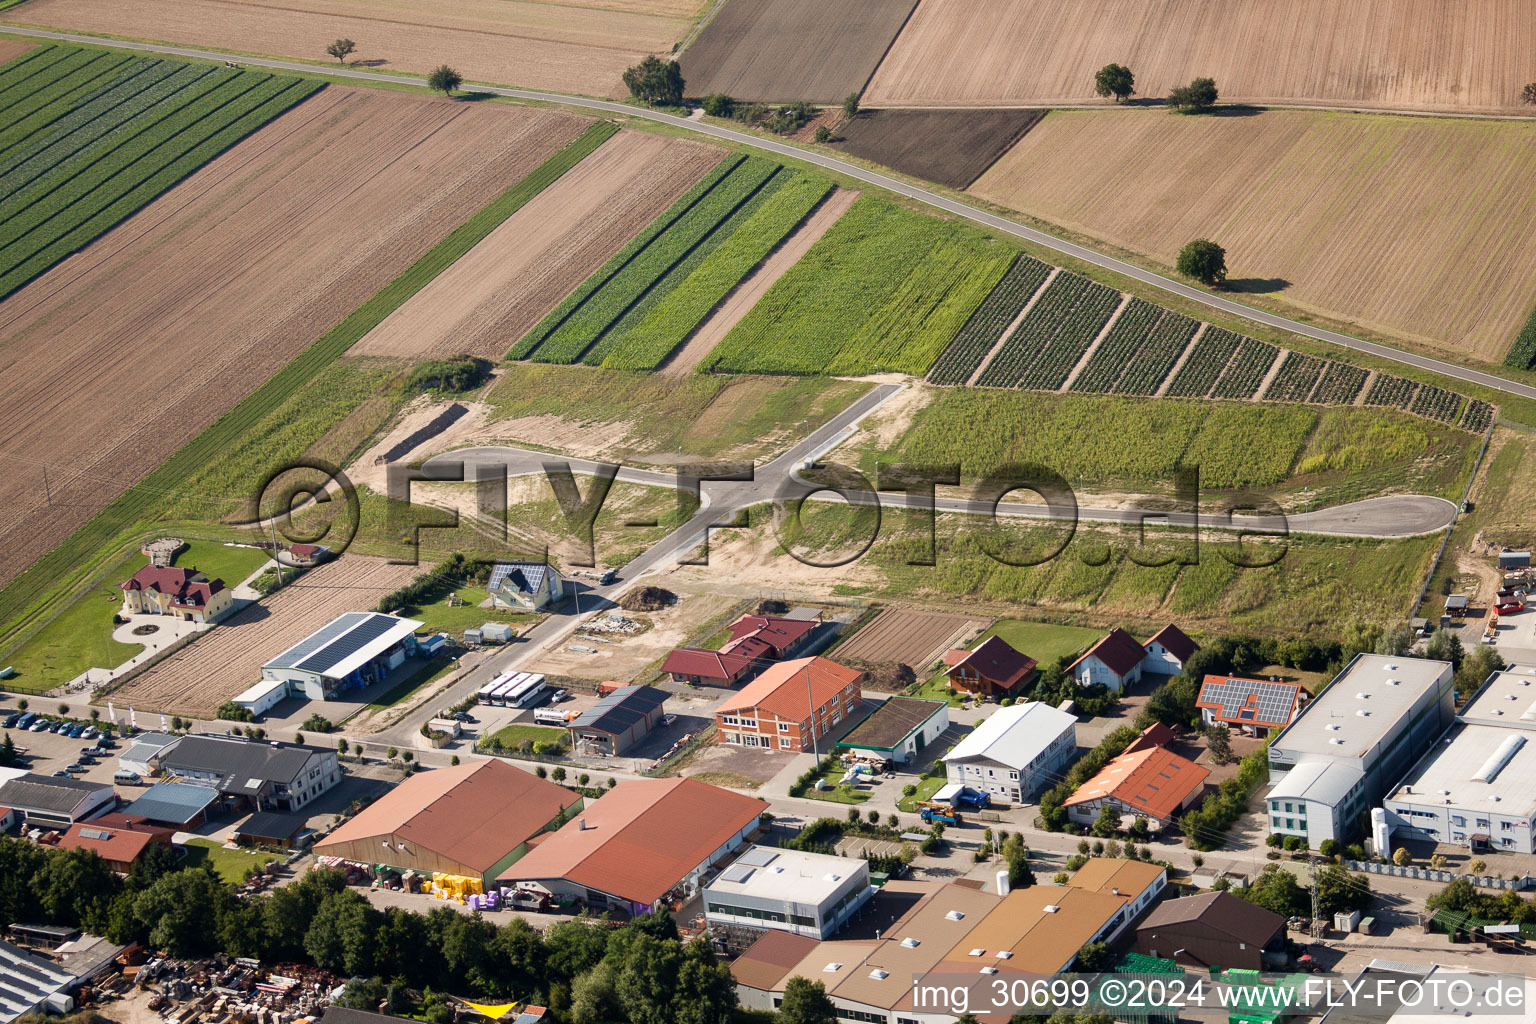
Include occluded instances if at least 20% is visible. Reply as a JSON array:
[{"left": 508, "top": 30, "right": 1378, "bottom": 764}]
[
  {"left": 123, "top": 781, "right": 219, "bottom": 824},
  {"left": 161, "top": 735, "right": 319, "bottom": 789},
  {"left": 0, "top": 938, "right": 75, "bottom": 1023},
  {"left": 570, "top": 685, "right": 667, "bottom": 735},
  {"left": 263, "top": 611, "right": 412, "bottom": 677},
  {"left": 0, "top": 774, "right": 111, "bottom": 814},
  {"left": 234, "top": 811, "right": 304, "bottom": 841}
]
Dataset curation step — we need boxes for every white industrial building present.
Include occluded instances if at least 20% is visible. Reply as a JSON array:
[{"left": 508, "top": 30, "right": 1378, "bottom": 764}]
[
  {"left": 236, "top": 612, "right": 424, "bottom": 713},
  {"left": 1383, "top": 665, "right": 1536, "bottom": 854},
  {"left": 704, "top": 846, "right": 873, "bottom": 939},
  {"left": 943, "top": 701, "right": 1077, "bottom": 802},
  {"left": 1266, "top": 654, "right": 1454, "bottom": 846}
]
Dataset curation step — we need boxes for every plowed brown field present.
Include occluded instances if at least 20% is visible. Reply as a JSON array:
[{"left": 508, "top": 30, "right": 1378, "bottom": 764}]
[
  {"left": 0, "top": 88, "right": 586, "bottom": 590},
  {"left": 105, "top": 555, "right": 420, "bottom": 716},
  {"left": 833, "top": 607, "right": 986, "bottom": 669},
  {"left": 970, "top": 108, "right": 1536, "bottom": 362},
  {"left": 867, "top": 0, "right": 1536, "bottom": 113},
  {"left": 11, "top": 0, "right": 700, "bottom": 96},
  {"left": 352, "top": 129, "right": 723, "bottom": 362},
  {"left": 0, "top": 41, "right": 34, "bottom": 64}
]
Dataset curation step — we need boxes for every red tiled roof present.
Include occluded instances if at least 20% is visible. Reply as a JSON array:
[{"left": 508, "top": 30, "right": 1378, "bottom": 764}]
[
  {"left": 727, "top": 615, "right": 817, "bottom": 655},
  {"left": 1063, "top": 747, "right": 1210, "bottom": 820},
  {"left": 714, "top": 657, "right": 862, "bottom": 719},
  {"left": 1147, "top": 624, "right": 1199, "bottom": 664},
  {"left": 1068, "top": 627, "right": 1146, "bottom": 678},
  {"left": 59, "top": 814, "right": 171, "bottom": 865},
  {"left": 498, "top": 777, "right": 762, "bottom": 905},
  {"left": 288, "top": 544, "right": 321, "bottom": 557},
  {"left": 947, "top": 636, "right": 1038, "bottom": 688},
  {"left": 120, "top": 564, "right": 225, "bottom": 608},
  {"left": 661, "top": 646, "right": 754, "bottom": 681},
  {"left": 720, "top": 634, "right": 776, "bottom": 664},
  {"left": 1197, "top": 675, "right": 1304, "bottom": 729},
  {"left": 1122, "top": 721, "right": 1176, "bottom": 754}
]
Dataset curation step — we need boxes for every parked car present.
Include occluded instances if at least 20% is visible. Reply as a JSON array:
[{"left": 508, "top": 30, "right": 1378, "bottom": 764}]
[
  {"left": 451, "top": 711, "right": 475, "bottom": 723},
  {"left": 77, "top": 755, "right": 96, "bottom": 766},
  {"left": 81, "top": 725, "right": 97, "bottom": 739},
  {"left": 113, "top": 770, "right": 142, "bottom": 785},
  {"left": 663, "top": 714, "right": 678, "bottom": 726},
  {"left": 51, "top": 770, "right": 70, "bottom": 777},
  {"left": 1, "top": 713, "right": 17, "bottom": 728},
  {"left": 550, "top": 689, "right": 568, "bottom": 703},
  {"left": 82, "top": 746, "right": 105, "bottom": 757},
  {"left": 28, "top": 719, "right": 50, "bottom": 732},
  {"left": 15, "top": 712, "right": 35, "bottom": 729},
  {"left": 65, "top": 763, "right": 86, "bottom": 774},
  {"left": 51, "top": 721, "right": 68, "bottom": 734},
  {"left": 68, "top": 724, "right": 86, "bottom": 738},
  {"left": 98, "top": 736, "right": 116, "bottom": 748}
]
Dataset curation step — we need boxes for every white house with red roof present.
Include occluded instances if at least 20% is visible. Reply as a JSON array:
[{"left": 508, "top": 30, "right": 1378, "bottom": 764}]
[
  {"left": 1068, "top": 624, "right": 1199, "bottom": 692},
  {"left": 120, "top": 564, "right": 233, "bottom": 623}
]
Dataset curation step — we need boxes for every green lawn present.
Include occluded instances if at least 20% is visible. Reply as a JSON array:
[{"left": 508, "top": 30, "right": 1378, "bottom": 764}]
[
  {"left": 358, "top": 653, "right": 460, "bottom": 715},
  {"left": 897, "top": 775, "right": 945, "bottom": 813},
  {"left": 486, "top": 724, "right": 568, "bottom": 749},
  {"left": 404, "top": 586, "right": 537, "bottom": 638},
  {"left": 910, "top": 671, "right": 969, "bottom": 707},
  {"left": 0, "top": 550, "right": 142, "bottom": 693},
  {"left": 979, "top": 620, "right": 1104, "bottom": 666},
  {"left": 181, "top": 838, "right": 279, "bottom": 883},
  {"left": 800, "top": 762, "right": 871, "bottom": 804},
  {"left": 171, "top": 541, "right": 270, "bottom": 587}
]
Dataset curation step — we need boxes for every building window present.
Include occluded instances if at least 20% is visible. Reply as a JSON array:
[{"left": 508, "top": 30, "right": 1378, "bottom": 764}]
[
  {"left": 1283, "top": 802, "right": 1293, "bottom": 813},
  {"left": 779, "top": 722, "right": 790, "bottom": 732}
]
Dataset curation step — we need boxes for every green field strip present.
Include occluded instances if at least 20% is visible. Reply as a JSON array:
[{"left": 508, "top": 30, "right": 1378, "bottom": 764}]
[
  {"left": 0, "top": 120, "right": 618, "bottom": 651},
  {"left": 926, "top": 256, "right": 1050, "bottom": 385},
  {"left": 1165, "top": 326, "right": 1241, "bottom": 398},
  {"left": 1266, "top": 351, "right": 1325, "bottom": 403},
  {"left": 0, "top": 47, "right": 105, "bottom": 118},
  {"left": 1069, "top": 297, "right": 1160, "bottom": 393},
  {"left": 509, "top": 152, "right": 745, "bottom": 360},
  {"left": 1013, "top": 280, "right": 1122, "bottom": 390},
  {"left": 1409, "top": 382, "right": 1462, "bottom": 423},
  {"left": 0, "top": 46, "right": 73, "bottom": 99},
  {"left": 974, "top": 271, "right": 1091, "bottom": 387},
  {"left": 0, "top": 52, "right": 138, "bottom": 143},
  {"left": 1209, "top": 337, "right": 1279, "bottom": 399},
  {"left": 581, "top": 165, "right": 796, "bottom": 366},
  {"left": 0, "top": 64, "right": 230, "bottom": 224},
  {"left": 1307, "top": 361, "right": 1368, "bottom": 405},
  {"left": 1112, "top": 311, "right": 1199, "bottom": 395},
  {"left": 600, "top": 173, "right": 835, "bottom": 371},
  {"left": 531, "top": 156, "right": 782, "bottom": 364}
]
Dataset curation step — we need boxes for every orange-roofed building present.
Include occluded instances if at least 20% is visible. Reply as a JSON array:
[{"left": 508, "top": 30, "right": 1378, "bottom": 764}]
[
  {"left": 57, "top": 814, "right": 173, "bottom": 874},
  {"left": 498, "top": 776, "right": 763, "bottom": 914},
  {"left": 715, "top": 657, "right": 863, "bottom": 752},
  {"left": 315, "top": 759, "right": 579, "bottom": 883},
  {"left": 1062, "top": 746, "right": 1210, "bottom": 830}
]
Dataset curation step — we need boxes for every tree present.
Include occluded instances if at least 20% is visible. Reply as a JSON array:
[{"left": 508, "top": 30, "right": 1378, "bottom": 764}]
[
  {"left": 1235, "top": 865, "right": 1309, "bottom": 918},
  {"left": 1168, "top": 77, "right": 1219, "bottom": 112},
  {"left": 552, "top": 766, "right": 567, "bottom": 783},
  {"left": 1392, "top": 847, "right": 1413, "bottom": 867},
  {"left": 1003, "top": 835, "right": 1035, "bottom": 889},
  {"left": 428, "top": 65, "right": 463, "bottom": 97},
  {"left": 1205, "top": 726, "right": 1232, "bottom": 765},
  {"left": 1075, "top": 941, "right": 1113, "bottom": 971},
  {"left": 326, "top": 38, "right": 356, "bottom": 63},
  {"left": 1524, "top": 83, "right": 1536, "bottom": 105},
  {"left": 1176, "top": 239, "right": 1227, "bottom": 286},
  {"left": 1455, "top": 644, "right": 1504, "bottom": 696},
  {"left": 451, "top": 755, "right": 460, "bottom": 766},
  {"left": 814, "top": 125, "right": 831, "bottom": 144},
  {"left": 623, "top": 56, "right": 684, "bottom": 107},
  {"left": 842, "top": 93, "right": 860, "bottom": 119},
  {"left": 386, "top": 746, "right": 398, "bottom": 760},
  {"left": 0, "top": 732, "right": 16, "bottom": 767},
  {"left": 779, "top": 977, "right": 836, "bottom": 1024},
  {"left": 1092, "top": 803, "right": 1120, "bottom": 837},
  {"left": 701, "top": 93, "right": 734, "bottom": 117},
  {"left": 1374, "top": 623, "right": 1414, "bottom": 657},
  {"left": 1315, "top": 865, "right": 1370, "bottom": 918},
  {"left": 1093, "top": 63, "right": 1135, "bottom": 102},
  {"left": 1425, "top": 627, "right": 1464, "bottom": 672}
]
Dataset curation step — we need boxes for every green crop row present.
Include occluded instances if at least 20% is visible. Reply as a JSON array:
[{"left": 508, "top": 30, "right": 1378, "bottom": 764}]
[
  {"left": 826, "top": 236, "right": 1014, "bottom": 376},
  {"left": 1113, "top": 311, "right": 1199, "bottom": 396},
  {"left": 1264, "top": 351, "right": 1324, "bottom": 403},
  {"left": 1069, "top": 297, "right": 1160, "bottom": 393},
  {"left": 926, "top": 256, "right": 1050, "bottom": 385},
  {"left": 509, "top": 153, "right": 744, "bottom": 360},
  {"left": 1504, "top": 302, "right": 1536, "bottom": 370},
  {"left": 579, "top": 162, "right": 790, "bottom": 366},
  {"left": 1209, "top": 338, "right": 1278, "bottom": 400},
  {"left": 1165, "top": 327, "right": 1240, "bottom": 398},
  {"left": 1409, "top": 383, "right": 1462, "bottom": 424},
  {"left": 1460, "top": 400, "right": 1494, "bottom": 433},
  {"left": 1013, "top": 282, "right": 1121, "bottom": 391},
  {"left": 1363, "top": 373, "right": 1419, "bottom": 410},
  {"left": 529, "top": 157, "right": 784, "bottom": 364},
  {"left": 1309, "top": 362, "right": 1368, "bottom": 405},
  {"left": 0, "top": 121, "right": 619, "bottom": 650},
  {"left": 974, "top": 272, "right": 1090, "bottom": 387},
  {"left": 601, "top": 173, "right": 833, "bottom": 371},
  {"left": 0, "top": 54, "right": 142, "bottom": 155},
  {"left": 0, "top": 47, "right": 99, "bottom": 113}
]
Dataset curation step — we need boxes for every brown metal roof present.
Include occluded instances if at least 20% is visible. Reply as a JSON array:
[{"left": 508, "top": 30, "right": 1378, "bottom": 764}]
[
  {"left": 1064, "top": 857, "right": 1167, "bottom": 899},
  {"left": 661, "top": 646, "right": 753, "bottom": 680},
  {"left": 1063, "top": 747, "right": 1210, "bottom": 820},
  {"left": 730, "top": 931, "right": 821, "bottom": 991},
  {"left": 1138, "top": 890, "right": 1284, "bottom": 947}
]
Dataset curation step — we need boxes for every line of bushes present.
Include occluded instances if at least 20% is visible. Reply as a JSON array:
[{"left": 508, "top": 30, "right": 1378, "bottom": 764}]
[
  {"left": 1506, "top": 302, "right": 1536, "bottom": 370},
  {"left": 374, "top": 552, "right": 491, "bottom": 614}
]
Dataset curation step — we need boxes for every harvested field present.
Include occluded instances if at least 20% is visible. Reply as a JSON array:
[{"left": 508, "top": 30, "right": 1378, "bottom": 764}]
[
  {"left": 0, "top": 88, "right": 586, "bottom": 590},
  {"left": 660, "top": 187, "right": 858, "bottom": 376},
  {"left": 831, "top": 108, "right": 1044, "bottom": 189},
  {"left": 866, "top": 0, "right": 1536, "bottom": 113},
  {"left": 972, "top": 108, "right": 1536, "bottom": 362},
  {"left": 680, "top": 0, "right": 919, "bottom": 103},
  {"left": 103, "top": 555, "right": 419, "bottom": 717},
  {"left": 351, "top": 130, "right": 723, "bottom": 361},
  {"left": 10, "top": 0, "right": 697, "bottom": 96},
  {"left": 832, "top": 607, "right": 986, "bottom": 669},
  {"left": 0, "top": 41, "right": 32, "bottom": 63}
]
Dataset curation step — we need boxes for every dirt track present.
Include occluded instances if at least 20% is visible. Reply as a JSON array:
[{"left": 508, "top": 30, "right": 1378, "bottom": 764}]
[
  {"left": 104, "top": 554, "right": 420, "bottom": 716},
  {"left": 10, "top": 0, "right": 694, "bottom": 96},
  {"left": 0, "top": 88, "right": 586, "bottom": 589},
  {"left": 866, "top": 0, "right": 1536, "bottom": 113},
  {"left": 352, "top": 130, "right": 723, "bottom": 361}
]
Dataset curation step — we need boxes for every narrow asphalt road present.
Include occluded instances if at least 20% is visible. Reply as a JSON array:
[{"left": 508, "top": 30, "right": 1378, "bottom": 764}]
[{"left": 5, "top": 25, "right": 1535, "bottom": 403}]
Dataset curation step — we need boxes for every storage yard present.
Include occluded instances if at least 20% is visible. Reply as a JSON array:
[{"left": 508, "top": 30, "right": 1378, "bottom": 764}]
[
  {"left": 9, "top": 0, "right": 698, "bottom": 95},
  {"left": 103, "top": 555, "right": 420, "bottom": 717},
  {"left": 864, "top": 0, "right": 1536, "bottom": 112},
  {"left": 971, "top": 108, "right": 1536, "bottom": 363}
]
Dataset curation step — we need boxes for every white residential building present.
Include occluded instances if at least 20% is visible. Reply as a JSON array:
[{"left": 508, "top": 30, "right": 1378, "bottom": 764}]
[
  {"left": 704, "top": 846, "right": 873, "bottom": 939},
  {"left": 943, "top": 701, "right": 1076, "bottom": 802}
]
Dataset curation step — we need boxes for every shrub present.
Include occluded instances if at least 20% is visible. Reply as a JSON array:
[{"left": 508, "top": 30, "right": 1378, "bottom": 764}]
[
  {"left": 302, "top": 713, "right": 336, "bottom": 733},
  {"left": 700, "top": 93, "right": 734, "bottom": 117},
  {"left": 216, "top": 702, "right": 255, "bottom": 722},
  {"left": 403, "top": 356, "right": 490, "bottom": 393}
]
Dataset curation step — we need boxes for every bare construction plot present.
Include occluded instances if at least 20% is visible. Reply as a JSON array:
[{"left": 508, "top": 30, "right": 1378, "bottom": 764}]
[
  {"left": 0, "top": 89, "right": 586, "bottom": 588},
  {"left": 833, "top": 607, "right": 986, "bottom": 669},
  {"left": 104, "top": 555, "right": 420, "bottom": 717},
  {"left": 681, "top": 0, "right": 918, "bottom": 103},
  {"left": 971, "top": 108, "right": 1536, "bottom": 363},
  {"left": 11, "top": 0, "right": 699, "bottom": 96},
  {"left": 352, "top": 130, "right": 723, "bottom": 362},
  {"left": 866, "top": 0, "right": 1536, "bottom": 113}
]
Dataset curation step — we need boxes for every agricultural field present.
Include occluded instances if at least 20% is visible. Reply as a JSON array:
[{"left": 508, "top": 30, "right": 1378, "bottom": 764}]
[
  {"left": 699, "top": 196, "right": 1014, "bottom": 375},
  {"left": 927, "top": 258, "right": 1051, "bottom": 385},
  {"left": 352, "top": 130, "right": 724, "bottom": 362},
  {"left": 1164, "top": 328, "right": 1239, "bottom": 398},
  {"left": 1263, "top": 352, "right": 1326, "bottom": 404},
  {"left": 865, "top": 0, "right": 1536, "bottom": 112},
  {"left": 831, "top": 607, "right": 985, "bottom": 670},
  {"left": 1068, "top": 298, "right": 1160, "bottom": 394},
  {"left": 1209, "top": 338, "right": 1278, "bottom": 400},
  {"left": 102, "top": 554, "right": 420, "bottom": 717},
  {"left": 0, "top": 86, "right": 589, "bottom": 594},
  {"left": 974, "top": 273, "right": 1120, "bottom": 388},
  {"left": 971, "top": 108, "right": 1536, "bottom": 362},
  {"left": 0, "top": 45, "right": 320, "bottom": 301},
  {"left": 830, "top": 108, "right": 1044, "bottom": 189},
  {"left": 9, "top": 0, "right": 700, "bottom": 96},
  {"left": 680, "top": 0, "right": 918, "bottom": 103}
]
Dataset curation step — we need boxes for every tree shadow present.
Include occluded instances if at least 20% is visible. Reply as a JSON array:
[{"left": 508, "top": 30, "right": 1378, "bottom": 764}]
[
  {"left": 457, "top": 91, "right": 498, "bottom": 102},
  {"left": 351, "top": 58, "right": 389, "bottom": 67},
  {"left": 1210, "top": 104, "right": 1265, "bottom": 117},
  {"left": 1224, "top": 277, "right": 1292, "bottom": 294}
]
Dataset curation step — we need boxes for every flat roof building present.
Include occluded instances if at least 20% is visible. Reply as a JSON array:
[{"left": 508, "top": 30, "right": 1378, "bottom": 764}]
[
  {"left": 116, "top": 733, "right": 183, "bottom": 778},
  {"left": 259, "top": 611, "right": 424, "bottom": 703},
  {"left": 123, "top": 781, "right": 220, "bottom": 827},
  {"left": 0, "top": 939, "right": 76, "bottom": 1023},
  {"left": 835, "top": 696, "right": 948, "bottom": 764},
  {"left": 943, "top": 701, "right": 1076, "bottom": 802},
  {"left": 704, "top": 846, "right": 873, "bottom": 938}
]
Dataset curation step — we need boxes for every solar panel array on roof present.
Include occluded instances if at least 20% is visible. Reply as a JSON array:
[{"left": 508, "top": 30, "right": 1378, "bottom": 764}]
[
  {"left": 489, "top": 562, "right": 546, "bottom": 595},
  {"left": 79, "top": 828, "right": 110, "bottom": 841},
  {"left": 1200, "top": 677, "right": 1298, "bottom": 727},
  {"left": 294, "top": 614, "right": 395, "bottom": 673}
]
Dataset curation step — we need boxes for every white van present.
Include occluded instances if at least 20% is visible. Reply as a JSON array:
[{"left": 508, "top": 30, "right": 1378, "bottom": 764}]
[{"left": 113, "top": 770, "right": 143, "bottom": 786}]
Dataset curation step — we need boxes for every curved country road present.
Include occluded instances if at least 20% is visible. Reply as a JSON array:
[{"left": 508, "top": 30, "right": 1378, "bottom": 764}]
[{"left": 4, "top": 25, "right": 1536, "bottom": 404}]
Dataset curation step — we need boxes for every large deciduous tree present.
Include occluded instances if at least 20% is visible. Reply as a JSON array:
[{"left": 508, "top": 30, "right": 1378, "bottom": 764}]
[
  {"left": 1176, "top": 239, "right": 1228, "bottom": 286},
  {"left": 623, "top": 56, "right": 684, "bottom": 107},
  {"left": 1094, "top": 63, "right": 1135, "bottom": 102}
]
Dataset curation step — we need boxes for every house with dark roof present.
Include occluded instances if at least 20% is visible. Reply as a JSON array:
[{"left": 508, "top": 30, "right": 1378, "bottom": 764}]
[
  {"left": 835, "top": 697, "right": 948, "bottom": 764},
  {"left": 1198, "top": 675, "right": 1307, "bottom": 737},
  {"left": 1144, "top": 624, "right": 1199, "bottom": 675},
  {"left": 568, "top": 685, "right": 667, "bottom": 756},
  {"left": 943, "top": 635, "right": 1039, "bottom": 698},
  {"left": 1122, "top": 721, "right": 1177, "bottom": 754},
  {"left": 662, "top": 614, "right": 820, "bottom": 687},
  {"left": 729, "top": 930, "right": 820, "bottom": 1012},
  {"left": 1062, "top": 746, "right": 1210, "bottom": 830},
  {"left": 486, "top": 560, "right": 566, "bottom": 611},
  {"left": 1068, "top": 624, "right": 1199, "bottom": 692},
  {"left": 57, "top": 814, "right": 172, "bottom": 873},
  {"left": 1136, "top": 890, "right": 1285, "bottom": 970},
  {"left": 120, "top": 564, "right": 233, "bottom": 623},
  {"left": 159, "top": 734, "right": 339, "bottom": 813},
  {"left": 233, "top": 811, "right": 307, "bottom": 849},
  {"left": 257, "top": 611, "right": 425, "bottom": 703},
  {"left": 714, "top": 657, "right": 863, "bottom": 753},
  {"left": 725, "top": 615, "right": 819, "bottom": 659},
  {"left": 0, "top": 774, "right": 115, "bottom": 828}
]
